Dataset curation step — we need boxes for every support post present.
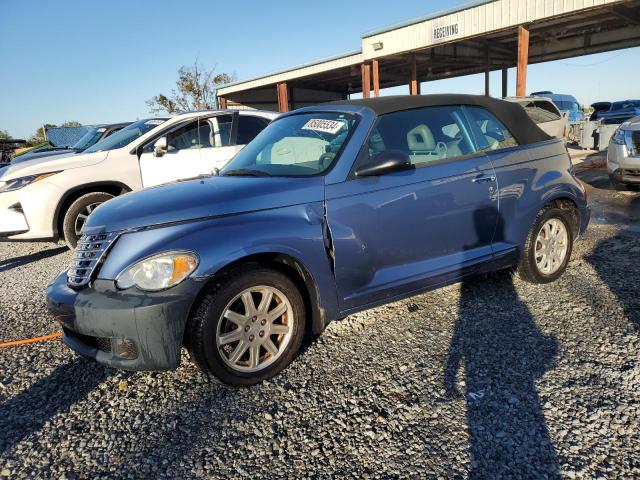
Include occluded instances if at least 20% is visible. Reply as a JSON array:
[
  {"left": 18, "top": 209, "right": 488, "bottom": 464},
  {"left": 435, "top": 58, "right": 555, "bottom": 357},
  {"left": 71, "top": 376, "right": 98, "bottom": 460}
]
[
  {"left": 516, "top": 26, "right": 529, "bottom": 97},
  {"left": 277, "top": 82, "right": 289, "bottom": 112},
  {"left": 501, "top": 68, "right": 508, "bottom": 98},
  {"left": 409, "top": 54, "right": 420, "bottom": 96},
  {"left": 484, "top": 47, "right": 490, "bottom": 96},
  {"left": 372, "top": 59, "right": 380, "bottom": 97},
  {"left": 361, "top": 63, "right": 371, "bottom": 99},
  {"left": 218, "top": 96, "right": 227, "bottom": 109}
]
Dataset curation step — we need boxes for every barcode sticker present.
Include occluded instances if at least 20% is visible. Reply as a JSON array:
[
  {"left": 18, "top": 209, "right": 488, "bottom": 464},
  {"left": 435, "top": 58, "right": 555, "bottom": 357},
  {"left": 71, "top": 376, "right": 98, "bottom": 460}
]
[{"left": 302, "top": 119, "right": 344, "bottom": 135}]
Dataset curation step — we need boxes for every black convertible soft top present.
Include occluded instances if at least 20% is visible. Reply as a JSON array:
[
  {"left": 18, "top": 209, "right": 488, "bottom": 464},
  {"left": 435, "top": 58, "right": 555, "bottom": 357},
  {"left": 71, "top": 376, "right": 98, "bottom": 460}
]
[{"left": 329, "top": 94, "right": 552, "bottom": 145}]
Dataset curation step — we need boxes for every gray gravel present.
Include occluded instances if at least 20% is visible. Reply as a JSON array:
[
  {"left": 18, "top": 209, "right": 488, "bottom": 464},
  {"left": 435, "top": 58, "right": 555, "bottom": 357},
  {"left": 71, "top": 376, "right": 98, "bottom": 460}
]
[{"left": 0, "top": 222, "right": 639, "bottom": 479}]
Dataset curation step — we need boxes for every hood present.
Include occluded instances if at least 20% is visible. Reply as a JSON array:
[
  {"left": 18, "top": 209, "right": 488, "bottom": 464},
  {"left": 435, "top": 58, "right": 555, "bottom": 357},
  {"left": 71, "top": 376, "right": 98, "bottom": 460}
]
[
  {"left": 0, "top": 150, "right": 108, "bottom": 180},
  {"left": 12, "top": 149, "right": 79, "bottom": 164},
  {"left": 85, "top": 175, "right": 325, "bottom": 233}
]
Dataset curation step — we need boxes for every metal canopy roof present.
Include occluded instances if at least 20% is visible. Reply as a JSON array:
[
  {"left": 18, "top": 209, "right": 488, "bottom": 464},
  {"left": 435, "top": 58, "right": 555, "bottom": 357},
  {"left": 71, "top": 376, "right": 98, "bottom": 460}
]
[{"left": 217, "top": 0, "right": 640, "bottom": 107}]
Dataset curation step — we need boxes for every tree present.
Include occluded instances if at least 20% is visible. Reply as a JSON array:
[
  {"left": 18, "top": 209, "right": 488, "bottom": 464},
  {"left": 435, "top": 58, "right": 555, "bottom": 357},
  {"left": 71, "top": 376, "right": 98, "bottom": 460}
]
[
  {"left": 60, "top": 120, "right": 82, "bottom": 127},
  {"left": 28, "top": 123, "right": 57, "bottom": 145},
  {"left": 146, "top": 60, "right": 235, "bottom": 114},
  {"left": 0, "top": 129, "right": 9, "bottom": 141}
]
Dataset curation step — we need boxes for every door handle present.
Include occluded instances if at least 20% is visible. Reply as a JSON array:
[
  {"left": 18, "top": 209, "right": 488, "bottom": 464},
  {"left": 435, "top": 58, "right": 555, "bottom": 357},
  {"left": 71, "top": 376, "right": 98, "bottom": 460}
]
[{"left": 472, "top": 175, "right": 496, "bottom": 184}]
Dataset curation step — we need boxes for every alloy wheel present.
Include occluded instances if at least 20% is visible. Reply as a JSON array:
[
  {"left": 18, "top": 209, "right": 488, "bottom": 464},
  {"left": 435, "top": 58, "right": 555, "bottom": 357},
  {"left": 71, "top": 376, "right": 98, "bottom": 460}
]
[
  {"left": 216, "top": 286, "right": 294, "bottom": 373},
  {"left": 534, "top": 218, "right": 568, "bottom": 275},
  {"left": 74, "top": 202, "right": 102, "bottom": 236}
]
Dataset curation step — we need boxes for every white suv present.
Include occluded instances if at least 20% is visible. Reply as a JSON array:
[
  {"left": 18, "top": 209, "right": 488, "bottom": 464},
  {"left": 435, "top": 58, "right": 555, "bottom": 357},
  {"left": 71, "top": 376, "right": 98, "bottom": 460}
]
[{"left": 0, "top": 109, "right": 278, "bottom": 247}]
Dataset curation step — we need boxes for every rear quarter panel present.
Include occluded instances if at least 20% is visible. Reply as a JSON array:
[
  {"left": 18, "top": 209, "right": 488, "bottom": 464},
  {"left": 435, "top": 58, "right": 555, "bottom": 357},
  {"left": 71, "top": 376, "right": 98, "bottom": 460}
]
[{"left": 488, "top": 139, "right": 587, "bottom": 256}]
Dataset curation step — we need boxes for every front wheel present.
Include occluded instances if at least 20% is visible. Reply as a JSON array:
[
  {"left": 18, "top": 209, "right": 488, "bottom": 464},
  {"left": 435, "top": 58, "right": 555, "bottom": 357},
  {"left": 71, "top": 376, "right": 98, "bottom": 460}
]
[
  {"left": 516, "top": 206, "right": 574, "bottom": 284},
  {"left": 186, "top": 266, "right": 306, "bottom": 386},
  {"left": 62, "top": 192, "right": 114, "bottom": 249}
]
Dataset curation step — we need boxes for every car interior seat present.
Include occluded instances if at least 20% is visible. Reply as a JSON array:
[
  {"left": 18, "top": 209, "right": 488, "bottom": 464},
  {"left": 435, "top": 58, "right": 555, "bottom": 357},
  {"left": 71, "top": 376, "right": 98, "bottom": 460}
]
[{"left": 407, "top": 124, "right": 447, "bottom": 163}]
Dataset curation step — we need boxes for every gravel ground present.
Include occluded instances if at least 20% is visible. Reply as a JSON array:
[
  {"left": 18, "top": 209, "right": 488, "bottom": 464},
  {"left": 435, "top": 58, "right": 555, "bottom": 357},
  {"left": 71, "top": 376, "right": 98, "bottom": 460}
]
[{"left": 1, "top": 220, "right": 639, "bottom": 479}]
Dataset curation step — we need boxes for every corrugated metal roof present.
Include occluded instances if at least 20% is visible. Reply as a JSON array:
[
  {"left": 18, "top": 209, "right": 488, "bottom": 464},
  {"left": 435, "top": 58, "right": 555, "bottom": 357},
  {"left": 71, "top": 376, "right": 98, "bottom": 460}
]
[
  {"left": 361, "top": 0, "right": 496, "bottom": 37},
  {"left": 217, "top": 49, "right": 363, "bottom": 95}
]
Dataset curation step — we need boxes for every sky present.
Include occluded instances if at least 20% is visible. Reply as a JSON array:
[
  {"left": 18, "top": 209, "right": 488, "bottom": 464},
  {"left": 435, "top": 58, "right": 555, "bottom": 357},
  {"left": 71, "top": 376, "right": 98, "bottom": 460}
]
[{"left": 1, "top": 0, "right": 639, "bottom": 139}]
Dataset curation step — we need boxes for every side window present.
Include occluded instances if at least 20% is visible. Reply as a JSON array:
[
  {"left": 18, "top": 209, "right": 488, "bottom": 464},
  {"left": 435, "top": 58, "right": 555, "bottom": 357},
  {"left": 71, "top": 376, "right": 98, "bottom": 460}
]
[
  {"left": 522, "top": 101, "right": 561, "bottom": 124},
  {"left": 208, "top": 115, "right": 233, "bottom": 147},
  {"left": 237, "top": 116, "right": 269, "bottom": 145},
  {"left": 142, "top": 115, "right": 233, "bottom": 154},
  {"left": 465, "top": 106, "right": 519, "bottom": 151},
  {"left": 166, "top": 120, "right": 212, "bottom": 152},
  {"left": 361, "top": 106, "right": 477, "bottom": 167}
]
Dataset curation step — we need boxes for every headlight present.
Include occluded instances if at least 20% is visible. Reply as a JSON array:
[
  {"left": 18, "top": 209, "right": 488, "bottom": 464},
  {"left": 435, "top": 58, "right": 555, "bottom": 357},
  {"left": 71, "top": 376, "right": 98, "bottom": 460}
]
[
  {"left": 0, "top": 172, "right": 60, "bottom": 193},
  {"left": 612, "top": 128, "right": 626, "bottom": 145},
  {"left": 116, "top": 251, "right": 199, "bottom": 291}
]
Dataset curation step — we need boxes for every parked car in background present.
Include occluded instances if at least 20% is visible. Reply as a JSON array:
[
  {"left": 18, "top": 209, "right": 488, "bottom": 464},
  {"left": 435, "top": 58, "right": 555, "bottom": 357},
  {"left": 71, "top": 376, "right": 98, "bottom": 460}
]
[
  {"left": 0, "top": 110, "right": 277, "bottom": 247},
  {"left": 0, "top": 138, "right": 26, "bottom": 167},
  {"left": 47, "top": 94, "right": 590, "bottom": 386},
  {"left": 12, "top": 123, "right": 131, "bottom": 164},
  {"left": 505, "top": 96, "right": 567, "bottom": 139},
  {"left": 531, "top": 91, "right": 585, "bottom": 123},
  {"left": 589, "top": 102, "right": 612, "bottom": 121},
  {"left": 607, "top": 116, "right": 640, "bottom": 189},
  {"left": 599, "top": 100, "right": 640, "bottom": 125}
]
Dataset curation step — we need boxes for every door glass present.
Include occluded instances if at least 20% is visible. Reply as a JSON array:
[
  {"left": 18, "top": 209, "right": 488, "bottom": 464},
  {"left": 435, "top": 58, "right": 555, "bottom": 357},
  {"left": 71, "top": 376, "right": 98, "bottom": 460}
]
[
  {"left": 208, "top": 115, "right": 233, "bottom": 147},
  {"left": 465, "top": 106, "right": 519, "bottom": 151},
  {"left": 360, "top": 106, "right": 477, "bottom": 167},
  {"left": 236, "top": 116, "right": 269, "bottom": 145}
]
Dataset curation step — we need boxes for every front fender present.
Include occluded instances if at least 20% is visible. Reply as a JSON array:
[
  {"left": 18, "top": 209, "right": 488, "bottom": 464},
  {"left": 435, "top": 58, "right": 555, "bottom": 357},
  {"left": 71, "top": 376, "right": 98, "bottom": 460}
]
[{"left": 98, "top": 202, "right": 339, "bottom": 326}]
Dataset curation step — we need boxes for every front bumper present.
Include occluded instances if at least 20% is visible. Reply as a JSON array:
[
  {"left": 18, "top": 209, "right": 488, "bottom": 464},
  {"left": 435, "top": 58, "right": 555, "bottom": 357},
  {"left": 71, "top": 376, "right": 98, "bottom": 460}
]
[
  {"left": 46, "top": 272, "right": 201, "bottom": 371},
  {"left": 607, "top": 141, "right": 640, "bottom": 183},
  {"left": 0, "top": 180, "right": 63, "bottom": 240}
]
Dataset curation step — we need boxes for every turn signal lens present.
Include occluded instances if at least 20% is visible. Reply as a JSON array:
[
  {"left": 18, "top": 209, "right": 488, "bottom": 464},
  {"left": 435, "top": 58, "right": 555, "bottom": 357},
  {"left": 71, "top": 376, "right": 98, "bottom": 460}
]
[{"left": 116, "top": 251, "right": 199, "bottom": 291}]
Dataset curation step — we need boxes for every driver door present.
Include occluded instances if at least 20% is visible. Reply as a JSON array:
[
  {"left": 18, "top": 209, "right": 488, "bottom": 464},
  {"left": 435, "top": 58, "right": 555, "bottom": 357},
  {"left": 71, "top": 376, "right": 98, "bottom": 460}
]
[{"left": 139, "top": 114, "right": 240, "bottom": 188}]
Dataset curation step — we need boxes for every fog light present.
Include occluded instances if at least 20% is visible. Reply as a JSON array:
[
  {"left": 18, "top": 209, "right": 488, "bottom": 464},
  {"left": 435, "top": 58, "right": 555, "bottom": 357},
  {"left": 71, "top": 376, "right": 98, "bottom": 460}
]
[{"left": 112, "top": 338, "right": 138, "bottom": 359}]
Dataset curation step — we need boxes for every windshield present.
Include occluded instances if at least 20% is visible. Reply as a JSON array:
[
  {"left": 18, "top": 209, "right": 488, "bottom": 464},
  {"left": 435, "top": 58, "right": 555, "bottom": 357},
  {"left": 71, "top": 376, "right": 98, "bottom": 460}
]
[
  {"left": 220, "top": 112, "right": 358, "bottom": 177},
  {"left": 554, "top": 100, "right": 580, "bottom": 111},
  {"left": 72, "top": 127, "right": 104, "bottom": 150},
  {"left": 84, "top": 118, "right": 167, "bottom": 153}
]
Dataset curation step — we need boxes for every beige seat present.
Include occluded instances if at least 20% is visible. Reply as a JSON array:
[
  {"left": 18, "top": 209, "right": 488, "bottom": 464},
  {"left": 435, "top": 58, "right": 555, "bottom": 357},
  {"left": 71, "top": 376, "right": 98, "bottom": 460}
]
[{"left": 407, "top": 124, "right": 447, "bottom": 164}]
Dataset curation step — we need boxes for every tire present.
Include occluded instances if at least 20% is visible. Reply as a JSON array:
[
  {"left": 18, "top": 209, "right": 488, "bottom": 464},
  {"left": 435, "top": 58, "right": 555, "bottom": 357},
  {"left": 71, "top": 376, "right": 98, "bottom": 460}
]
[
  {"left": 609, "top": 175, "right": 638, "bottom": 191},
  {"left": 62, "top": 192, "right": 114, "bottom": 249},
  {"left": 516, "top": 205, "right": 574, "bottom": 284},
  {"left": 186, "top": 266, "right": 306, "bottom": 386}
]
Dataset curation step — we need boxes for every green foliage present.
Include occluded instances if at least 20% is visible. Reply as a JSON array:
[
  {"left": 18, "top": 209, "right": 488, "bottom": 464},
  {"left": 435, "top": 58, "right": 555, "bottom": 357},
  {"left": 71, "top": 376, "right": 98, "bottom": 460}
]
[
  {"left": 0, "top": 129, "right": 10, "bottom": 141},
  {"left": 146, "top": 60, "right": 235, "bottom": 114}
]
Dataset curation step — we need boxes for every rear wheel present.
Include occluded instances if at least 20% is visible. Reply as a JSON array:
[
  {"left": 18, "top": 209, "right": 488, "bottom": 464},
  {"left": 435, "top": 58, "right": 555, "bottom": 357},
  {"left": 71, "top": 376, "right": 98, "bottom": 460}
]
[
  {"left": 62, "top": 192, "right": 114, "bottom": 249},
  {"left": 186, "top": 266, "right": 306, "bottom": 386},
  {"left": 516, "top": 205, "right": 574, "bottom": 284}
]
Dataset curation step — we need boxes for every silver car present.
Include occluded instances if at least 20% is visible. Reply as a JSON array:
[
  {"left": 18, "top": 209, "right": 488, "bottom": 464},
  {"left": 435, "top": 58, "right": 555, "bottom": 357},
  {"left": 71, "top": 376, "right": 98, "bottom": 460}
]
[
  {"left": 504, "top": 96, "right": 568, "bottom": 139},
  {"left": 607, "top": 116, "right": 640, "bottom": 189}
]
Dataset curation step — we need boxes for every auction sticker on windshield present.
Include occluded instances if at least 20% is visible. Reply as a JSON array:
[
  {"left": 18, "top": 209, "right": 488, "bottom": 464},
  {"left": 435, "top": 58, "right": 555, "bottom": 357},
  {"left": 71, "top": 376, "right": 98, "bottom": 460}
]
[{"left": 302, "top": 119, "right": 345, "bottom": 135}]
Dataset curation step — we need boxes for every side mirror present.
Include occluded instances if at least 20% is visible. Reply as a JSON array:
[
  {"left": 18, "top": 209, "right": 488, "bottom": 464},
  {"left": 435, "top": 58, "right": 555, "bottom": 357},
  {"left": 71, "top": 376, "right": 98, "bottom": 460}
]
[
  {"left": 355, "top": 150, "right": 413, "bottom": 177},
  {"left": 153, "top": 137, "right": 168, "bottom": 157}
]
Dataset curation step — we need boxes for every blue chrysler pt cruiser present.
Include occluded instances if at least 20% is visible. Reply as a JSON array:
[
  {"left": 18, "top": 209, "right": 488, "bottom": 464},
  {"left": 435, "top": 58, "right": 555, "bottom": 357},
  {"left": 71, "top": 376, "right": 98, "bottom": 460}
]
[{"left": 47, "top": 95, "right": 590, "bottom": 386}]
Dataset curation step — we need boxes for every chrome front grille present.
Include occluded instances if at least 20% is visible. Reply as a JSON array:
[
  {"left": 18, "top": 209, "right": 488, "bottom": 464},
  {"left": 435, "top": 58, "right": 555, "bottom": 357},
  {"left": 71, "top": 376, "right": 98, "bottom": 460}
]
[{"left": 67, "top": 232, "right": 117, "bottom": 288}]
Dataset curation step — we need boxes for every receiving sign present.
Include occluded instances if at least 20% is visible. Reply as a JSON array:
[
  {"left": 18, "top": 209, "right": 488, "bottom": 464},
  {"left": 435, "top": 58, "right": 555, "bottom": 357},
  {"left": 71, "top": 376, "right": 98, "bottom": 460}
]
[
  {"left": 432, "top": 22, "right": 460, "bottom": 41},
  {"left": 302, "top": 119, "right": 345, "bottom": 135}
]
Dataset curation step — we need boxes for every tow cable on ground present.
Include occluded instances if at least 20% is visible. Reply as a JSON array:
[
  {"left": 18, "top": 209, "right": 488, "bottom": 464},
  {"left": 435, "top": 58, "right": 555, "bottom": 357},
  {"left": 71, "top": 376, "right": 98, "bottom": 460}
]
[{"left": 0, "top": 332, "right": 62, "bottom": 348}]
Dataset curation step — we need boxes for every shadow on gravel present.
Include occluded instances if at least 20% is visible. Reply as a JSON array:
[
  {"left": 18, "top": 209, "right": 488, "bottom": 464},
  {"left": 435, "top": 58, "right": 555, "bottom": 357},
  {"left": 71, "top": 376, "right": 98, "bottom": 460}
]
[
  {"left": 444, "top": 207, "right": 559, "bottom": 478},
  {"left": 0, "top": 358, "right": 112, "bottom": 454},
  {"left": 444, "top": 275, "right": 559, "bottom": 479},
  {"left": 586, "top": 195, "right": 640, "bottom": 333},
  {"left": 0, "top": 246, "right": 67, "bottom": 273}
]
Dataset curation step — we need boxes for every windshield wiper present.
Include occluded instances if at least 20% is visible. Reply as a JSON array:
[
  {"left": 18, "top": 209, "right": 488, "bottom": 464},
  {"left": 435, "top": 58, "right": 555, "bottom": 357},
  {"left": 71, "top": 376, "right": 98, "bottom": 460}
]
[{"left": 223, "top": 168, "right": 271, "bottom": 177}]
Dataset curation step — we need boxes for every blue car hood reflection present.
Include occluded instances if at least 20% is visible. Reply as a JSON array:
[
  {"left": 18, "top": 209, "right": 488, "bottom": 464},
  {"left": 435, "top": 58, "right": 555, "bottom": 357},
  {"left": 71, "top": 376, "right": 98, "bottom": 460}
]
[{"left": 85, "top": 175, "right": 325, "bottom": 233}]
